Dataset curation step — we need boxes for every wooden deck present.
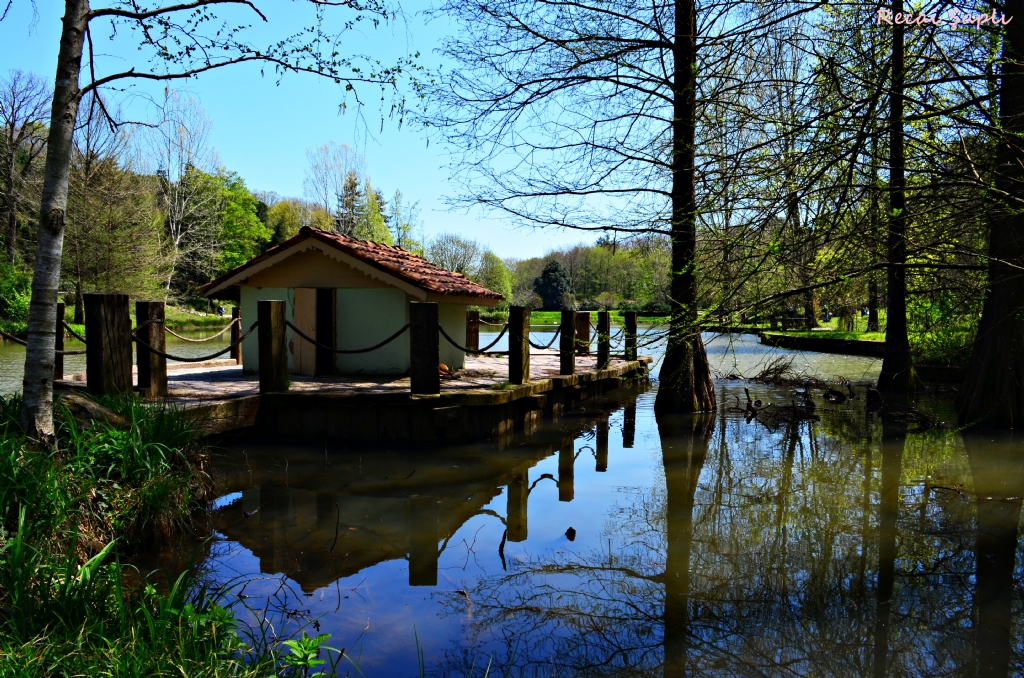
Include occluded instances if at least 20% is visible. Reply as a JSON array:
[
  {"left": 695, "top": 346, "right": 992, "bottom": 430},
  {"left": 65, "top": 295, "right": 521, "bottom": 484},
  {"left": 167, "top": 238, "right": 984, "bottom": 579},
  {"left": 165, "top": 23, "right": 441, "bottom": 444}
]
[{"left": 59, "top": 351, "right": 651, "bottom": 444}]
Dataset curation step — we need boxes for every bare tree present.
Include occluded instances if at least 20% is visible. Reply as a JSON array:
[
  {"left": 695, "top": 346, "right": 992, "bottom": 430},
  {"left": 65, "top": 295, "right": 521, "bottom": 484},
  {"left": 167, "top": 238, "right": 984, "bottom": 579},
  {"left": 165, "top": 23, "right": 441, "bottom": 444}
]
[
  {"left": 303, "top": 141, "right": 364, "bottom": 232},
  {"left": 2, "top": 0, "right": 417, "bottom": 438},
  {"left": 0, "top": 70, "right": 49, "bottom": 265},
  {"left": 147, "top": 90, "right": 223, "bottom": 296},
  {"left": 428, "top": 232, "right": 480, "bottom": 274}
]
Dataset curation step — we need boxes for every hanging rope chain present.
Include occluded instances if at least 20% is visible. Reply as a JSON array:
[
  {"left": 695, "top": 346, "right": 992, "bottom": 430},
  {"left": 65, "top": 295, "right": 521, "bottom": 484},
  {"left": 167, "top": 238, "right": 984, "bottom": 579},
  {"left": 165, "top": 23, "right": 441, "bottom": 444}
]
[
  {"left": 165, "top": 318, "right": 239, "bottom": 342},
  {"left": 528, "top": 327, "right": 561, "bottom": 350},
  {"left": 478, "top": 319, "right": 506, "bottom": 327},
  {"left": 62, "top": 320, "right": 87, "bottom": 343},
  {"left": 439, "top": 324, "right": 509, "bottom": 355},
  {"left": 286, "top": 321, "right": 410, "bottom": 354},
  {"left": 131, "top": 321, "right": 258, "bottom": 363}
]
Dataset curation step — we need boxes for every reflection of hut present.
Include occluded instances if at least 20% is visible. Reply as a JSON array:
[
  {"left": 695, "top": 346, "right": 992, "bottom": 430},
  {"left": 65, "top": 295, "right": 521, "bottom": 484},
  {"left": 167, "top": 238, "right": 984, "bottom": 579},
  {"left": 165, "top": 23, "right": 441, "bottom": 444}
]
[{"left": 201, "top": 227, "right": 503, "bottom": 375}]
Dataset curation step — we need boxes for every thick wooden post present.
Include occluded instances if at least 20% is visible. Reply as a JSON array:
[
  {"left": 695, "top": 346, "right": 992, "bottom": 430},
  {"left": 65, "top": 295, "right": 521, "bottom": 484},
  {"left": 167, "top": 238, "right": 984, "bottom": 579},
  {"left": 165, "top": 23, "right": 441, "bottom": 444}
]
[
  {"left": 560, "top": 310, "right": 576, "bottom": 375},
  {"left": 230, "top": 307, "right": 241, "bottom": 364},
  {"left": 624, "top": 311, "right": 638, "bottom": 360},
  {"left": 466, "top": 309, "right": 480, "bottom": 352},
  {"left": 507, "top": 467, "right": 528, "bottom": 542},
  {"left": 54, "top": 302, "right": 64, "bottom": 381},
  {"left": 410, "top": 301, "right": 440, "bottom": 395},
  {"left": 574, "top": 312, "right": 591, "bottom": 355},
  {"left": 597, "top": 311, "right": 610, "bottom": 369},
  {"left": 136, "top": 301, "right": 167, "bottom": 399},
  {"left": 508, "top": 306, "right": 530, "bottom": 385},
  {"left": 558, "top": 442, "right": 575, "bottom": 502},
  {"left": 84, "top": 293, "right": 133, "bottom": 396},
  {"left": 258, "top": 300, "right": 289, "bottom": 393}
]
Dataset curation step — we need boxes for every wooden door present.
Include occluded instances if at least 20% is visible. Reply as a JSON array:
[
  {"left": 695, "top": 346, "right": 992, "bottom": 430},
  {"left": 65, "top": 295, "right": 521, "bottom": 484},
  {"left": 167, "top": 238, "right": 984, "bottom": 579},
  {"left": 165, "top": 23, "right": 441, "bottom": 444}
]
[
  {"left": 315, "top": 288, "right": 336, "bottom": 376},
  {"left": 293, "top": 288, "right": 317, "bottom": 376}
]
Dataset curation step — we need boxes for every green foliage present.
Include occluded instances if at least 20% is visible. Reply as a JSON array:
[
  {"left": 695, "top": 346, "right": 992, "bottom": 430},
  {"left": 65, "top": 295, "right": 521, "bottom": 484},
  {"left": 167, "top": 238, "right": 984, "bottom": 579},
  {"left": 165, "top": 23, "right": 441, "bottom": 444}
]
[
  {"left": 281, "top": 632, "right": 335, "bottom": 677},
  {"left": 217, "top": 172, "right": 272, "bottom": 273},
  {"left": 352, "top": 179, "right": 393, "bottom": 245},
  {"left": 475, "top": 251, "right": 513, "bottom": 310},
  {"left": 0, "top": 260, "right": 31, "bottom": 321},
  {"left": 533, "top": 260, "right": 571, "bottom": 310}
]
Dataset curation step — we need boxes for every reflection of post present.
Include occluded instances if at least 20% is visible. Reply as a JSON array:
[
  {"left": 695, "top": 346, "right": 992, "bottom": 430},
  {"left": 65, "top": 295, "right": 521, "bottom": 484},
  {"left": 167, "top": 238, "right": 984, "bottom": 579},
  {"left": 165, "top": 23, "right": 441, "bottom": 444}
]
[
  {"left": 623, "top": 399, "right": 636, "bottom": 448},
  {"left": 507, "top": 468, "right": 529, "bottom": 542},
  {"left": 965, "top": 432, "right": 1024, "bottom": 678},
  {"left": 558, "top": 443, "right": 575, "bottom": 502},
  {"left": 408, "top": 496, "right": 440, "bottom": 586},
  {"left": 658, "top": 414, "right": 714, "bottom": 678},
  {"left": 596, "top": 417, "right": 609, "bottom": 472},
  {"left": 873, "top": 419, "right": 905, "bottom": 678}
]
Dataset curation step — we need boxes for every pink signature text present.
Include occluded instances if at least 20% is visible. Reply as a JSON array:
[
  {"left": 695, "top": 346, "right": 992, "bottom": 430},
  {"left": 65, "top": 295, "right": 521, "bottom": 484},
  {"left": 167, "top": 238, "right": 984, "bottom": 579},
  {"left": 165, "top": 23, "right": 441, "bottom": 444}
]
[{"left": 876, "top": 7, "right": 1012, "bottom": 29}]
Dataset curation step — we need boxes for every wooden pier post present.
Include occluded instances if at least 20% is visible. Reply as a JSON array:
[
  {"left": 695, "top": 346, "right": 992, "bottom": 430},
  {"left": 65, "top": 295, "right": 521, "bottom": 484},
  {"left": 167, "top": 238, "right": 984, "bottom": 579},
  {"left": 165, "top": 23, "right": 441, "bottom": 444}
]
[
  {"left": 466, "top": 310, "right": 480, "bottom": 352},
  {"left": 596, "top": 416, "right": 609, "bottom": 472},
  {"left": 507, "top": 467, "right": 529, "bottom": 541},
  {"left": 410, "top": 301, "right": 440, "bottom": 395},
  {"left": 624, "top": 311, "right": 638, "bottom": 361},
  {"left": 136, "top": 301, "right": 167, "bottom": 399},
  {"left": 84, "top": 293, "right": 132, "bottom": 396},
  {"left": 560, "top": 310, "right": 576, "bottom": 375},
  {"left": 230, "top": 307, "right": 241, "bottom": 364},
  {"left": 558, "top": 442, "right": 575, "bottom": 502},
  {"left": 258, "top": 300, "right": 289, "bottom": 393},
  {"left": 54, "top": 302, "right": 64, "bottom": 381},
  {"left": 574, "top": 312, "right": 591, "bottom": 355},
  {"left": 508, "top": 305, "right": 530, "bottom": 385},
  {"left": 596, "top": 311, "right": 610, "bottom": 369}
]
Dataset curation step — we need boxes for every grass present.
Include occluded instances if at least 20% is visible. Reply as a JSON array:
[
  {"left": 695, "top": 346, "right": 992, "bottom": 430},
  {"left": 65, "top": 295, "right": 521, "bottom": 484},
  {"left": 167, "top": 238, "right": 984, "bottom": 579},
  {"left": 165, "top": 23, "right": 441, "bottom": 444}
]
[
  {"left": 763, "top": 329, "right": 887, "bottom": 342},
  {"left": 0, "top": 393, "right": 343, "bottom": 677}
]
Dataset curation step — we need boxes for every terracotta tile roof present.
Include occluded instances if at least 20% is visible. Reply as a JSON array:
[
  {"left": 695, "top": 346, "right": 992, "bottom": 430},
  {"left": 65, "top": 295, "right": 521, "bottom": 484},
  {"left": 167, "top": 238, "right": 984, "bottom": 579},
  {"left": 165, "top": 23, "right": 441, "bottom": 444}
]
[{"left": 201, "top": 227, "right": 505, "bottom": 302}]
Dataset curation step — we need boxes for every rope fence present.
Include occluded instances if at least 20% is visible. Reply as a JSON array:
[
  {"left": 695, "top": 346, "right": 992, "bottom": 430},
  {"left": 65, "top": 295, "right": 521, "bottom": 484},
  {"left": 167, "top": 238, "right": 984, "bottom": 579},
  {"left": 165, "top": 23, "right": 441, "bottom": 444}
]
[
  {"left": 439, "top": 324, "right": 508, "bottom": 355},
  {"left": 286, "top": 321, "right": 410, "bottom": 354},
  {"left": 131, "top": 321, "right": 258, "bottom": 363},
  {"left": 165, "top": 317, "right": 239, "bottom": 342},
  {"left": 62, "top": 320, "right": 87, "bottom": 343},
  {"left": 528, "top": 327, "right": 561, "bottom": 350}
]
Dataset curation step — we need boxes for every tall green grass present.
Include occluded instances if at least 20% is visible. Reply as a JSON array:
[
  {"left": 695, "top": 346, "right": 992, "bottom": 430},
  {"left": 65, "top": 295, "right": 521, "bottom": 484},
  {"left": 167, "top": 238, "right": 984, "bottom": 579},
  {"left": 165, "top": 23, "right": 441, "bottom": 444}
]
[{"left": 0, "top": 393, "right": 340, "bottom": 677}]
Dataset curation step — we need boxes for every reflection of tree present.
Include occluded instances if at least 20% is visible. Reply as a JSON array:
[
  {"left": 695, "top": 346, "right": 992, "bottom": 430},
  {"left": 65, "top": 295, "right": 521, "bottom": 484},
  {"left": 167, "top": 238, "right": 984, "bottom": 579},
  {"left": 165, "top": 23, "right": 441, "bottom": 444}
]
[
  {"left": 661, "top": 414, "right": 715, "bottom": 678},
  {"left": 872, "top": 418, "right": 905, "bottom": 678},
  {"left": 964, "top": 432, "right": 1024, "bottom": 678}
]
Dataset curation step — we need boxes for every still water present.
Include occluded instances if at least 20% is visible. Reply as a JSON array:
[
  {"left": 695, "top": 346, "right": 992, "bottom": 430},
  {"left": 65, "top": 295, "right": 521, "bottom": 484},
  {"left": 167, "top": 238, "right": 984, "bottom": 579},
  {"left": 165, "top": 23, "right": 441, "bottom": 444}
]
[{"left": 186, "top": 335, "right": 1024, "bottom": 676}]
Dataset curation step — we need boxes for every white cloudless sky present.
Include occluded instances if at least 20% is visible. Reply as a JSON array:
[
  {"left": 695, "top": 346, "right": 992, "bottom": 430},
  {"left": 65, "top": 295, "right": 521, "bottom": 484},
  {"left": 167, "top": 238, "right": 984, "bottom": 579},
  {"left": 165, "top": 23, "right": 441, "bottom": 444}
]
[{"left": 0, "top": 1, "right": 599, "bottom": 259}]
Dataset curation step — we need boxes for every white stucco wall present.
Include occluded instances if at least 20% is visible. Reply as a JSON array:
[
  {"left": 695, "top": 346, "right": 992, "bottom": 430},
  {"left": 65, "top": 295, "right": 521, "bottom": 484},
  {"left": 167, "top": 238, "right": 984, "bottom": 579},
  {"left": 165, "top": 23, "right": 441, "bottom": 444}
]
[
  {"left": 240, "top": 287, "right": 470, "bottom": 376},
  {"left": 335, "top": 288, "right": 411, "bottom": 374},
  {"left": 439, "top": 303, "right": 467, "bottom": 369},
  {"left": 240, "top": 287, "right": 293, "bottom": 375}
]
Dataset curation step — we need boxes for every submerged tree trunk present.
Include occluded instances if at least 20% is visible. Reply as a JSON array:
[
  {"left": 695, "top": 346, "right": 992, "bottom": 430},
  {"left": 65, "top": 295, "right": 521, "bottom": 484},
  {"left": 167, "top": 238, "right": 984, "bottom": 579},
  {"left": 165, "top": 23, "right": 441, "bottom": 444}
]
[
  {"left": 956, "top": 1, "right": 1024, "bottom": 427},
  {"left": 877, "top": 8, "right": 922, "bottom": 394},
  {"left": 20, "top": 0, "right": 89, "bottom": 440},
  {"left": 655, "top": 0, "right": 716, "bottom": 414}
]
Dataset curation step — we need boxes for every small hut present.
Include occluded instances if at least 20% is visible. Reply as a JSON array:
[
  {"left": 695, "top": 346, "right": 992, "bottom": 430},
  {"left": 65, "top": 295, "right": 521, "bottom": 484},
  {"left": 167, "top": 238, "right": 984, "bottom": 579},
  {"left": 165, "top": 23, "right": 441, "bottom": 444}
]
[{"left": 201, "top": 227, "right": 504, "bottom": 376}]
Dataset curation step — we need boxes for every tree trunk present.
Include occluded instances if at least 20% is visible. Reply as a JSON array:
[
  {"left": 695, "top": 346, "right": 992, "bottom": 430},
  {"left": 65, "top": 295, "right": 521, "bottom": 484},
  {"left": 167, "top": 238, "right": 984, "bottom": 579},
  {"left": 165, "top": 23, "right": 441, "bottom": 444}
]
[
  {"left": 655, "top": 0, "right": 716, "bottom": 414},
  {"left": 74, "top": 277, "right": 84, "bottom": 324},
  {"left": 5, "top": 175, "right": 15, "bottom": 264},
  {"left": 877, "top": 8, "right": 922, "bottom": 395},
  {"left": 20, "top": 0, "right": 89, "bottom": 440},
  {"left": 956, "top": 0, "right": 1024, "bottom": 427},
  {"left": 867, "top": 274, "right": 879, "bottom": 332}
]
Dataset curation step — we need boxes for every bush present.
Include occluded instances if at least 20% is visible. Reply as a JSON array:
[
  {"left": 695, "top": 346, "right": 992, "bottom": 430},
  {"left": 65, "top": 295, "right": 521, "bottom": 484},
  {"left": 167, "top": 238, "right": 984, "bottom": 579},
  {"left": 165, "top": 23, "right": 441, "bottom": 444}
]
[{"left": 0, "top": 261, "right": 32, "bottom": 321}]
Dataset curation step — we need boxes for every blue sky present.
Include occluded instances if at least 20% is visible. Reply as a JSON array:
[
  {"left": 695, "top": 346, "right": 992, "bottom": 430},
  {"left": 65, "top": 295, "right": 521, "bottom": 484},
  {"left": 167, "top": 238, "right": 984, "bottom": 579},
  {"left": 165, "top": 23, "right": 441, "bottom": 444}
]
[{"left": 0, "top": 1, "right": 595, "bottom": 259}]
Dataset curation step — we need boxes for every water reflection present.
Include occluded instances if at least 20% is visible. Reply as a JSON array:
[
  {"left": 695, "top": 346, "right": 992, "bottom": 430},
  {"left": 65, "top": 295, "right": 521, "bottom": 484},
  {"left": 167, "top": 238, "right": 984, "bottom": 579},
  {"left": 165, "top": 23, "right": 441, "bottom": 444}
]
[{"left": 197, "top": 383, "right": 1024, "bottom": 676}]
